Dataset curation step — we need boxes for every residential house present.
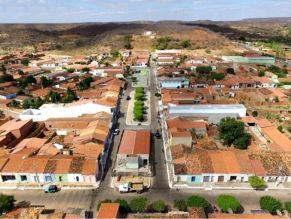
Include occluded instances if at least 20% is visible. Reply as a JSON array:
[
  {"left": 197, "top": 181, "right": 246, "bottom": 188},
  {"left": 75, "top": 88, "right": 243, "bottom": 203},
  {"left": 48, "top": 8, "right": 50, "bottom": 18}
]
[
  {"left": 167, "top": 117, "right": 208, "bottom": 148},
  {"left": 114, "top": 129, "right": 151, "bottom": 176},
  {"left": 159, "top": 77, "right": 189, "bottom": 89},
  {"left": 97, "top": 203, "right": 120, "bottom": 219}
]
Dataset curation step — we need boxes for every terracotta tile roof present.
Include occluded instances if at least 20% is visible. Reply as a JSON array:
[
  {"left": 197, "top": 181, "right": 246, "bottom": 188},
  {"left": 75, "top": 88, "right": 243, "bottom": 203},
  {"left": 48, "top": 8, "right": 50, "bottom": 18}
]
[
  {"left": 167, "top": 117, "right": 207, "bottom": 130},
  {"left": 69, "top": 156, "right": 85, "bottom": 173},
  {"left": 262, "top": 126, "right": 291, "bottom": 152},
  {"left": 45, "top": 155, "right": 73, "bottom": 174},
  {"left": 1, "top": 155, "right": 25, "bottom": 173},
  {"left": 19, "top": 156, "right": 50, "bottom": 173},
  {"left": 256, "top": 119, "right": 273, "bottom": 128},
  {"left": 241, "top": 116, "right": 257, "bottom": 124},
  {"left": 250, "top": 159, "right": 266, "bottom": 176},
  {"left": 0, "top": 119, "right": 32, "bottom": 132},
  {"left": 12, "top": 138, "right": 48, "bottom": 154},
  {"left": 81, "top": 159, "right": 97, "bottom": 175},
  {"left": 97, "top": 203, "right": 119, "bottom": 219},
  {"left": 72, "top": 143, "right": 103, "bottom": 159},
  {"left": 37, "top": 143, "right": 59, "bottom": 156},
  {"left": 118, "top": 130, "right": 150, "bottom": 155}
]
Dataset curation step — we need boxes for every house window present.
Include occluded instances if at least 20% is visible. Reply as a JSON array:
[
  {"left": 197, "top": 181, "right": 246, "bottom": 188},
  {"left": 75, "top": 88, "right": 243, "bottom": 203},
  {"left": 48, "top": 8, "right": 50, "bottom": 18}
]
[
  {"left": 230, "top": 176, "right": 237, "bottom": 181},
  {"left": 143, "top": 159, "right": 148, "bottom": 166},
  {"left": 191, "top": 176, "right": 196, "bottom": 182},
  {"left": 45, "top": 176, "right": 52, "bottom": 182},
  {"left": 76, "top": 176, "right": 79, "bottom": 182},
  {"left": 203, "top": 176, "right": 210, "bottom": 182},
  {"left": 2, "top": 175, "right": 16, "bottom": 182},
  {"left": 59, "top": 176, "right": 63, "bottom": 182},
  {"left": 20, "top": 175, "right": 27, "bottom": 181}
]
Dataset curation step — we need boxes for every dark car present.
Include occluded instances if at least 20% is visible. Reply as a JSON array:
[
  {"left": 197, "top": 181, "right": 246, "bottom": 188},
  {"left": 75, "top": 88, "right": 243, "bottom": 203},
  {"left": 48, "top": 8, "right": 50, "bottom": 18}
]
[
  {"left": 155, "top": 131, "right": 161, "bottom": 139},
  {"left": 126, "top": 96, "right": 131, "bottom": 100},
  {"left": 44, "top": 185, "right": 58, "bottom": 193}
]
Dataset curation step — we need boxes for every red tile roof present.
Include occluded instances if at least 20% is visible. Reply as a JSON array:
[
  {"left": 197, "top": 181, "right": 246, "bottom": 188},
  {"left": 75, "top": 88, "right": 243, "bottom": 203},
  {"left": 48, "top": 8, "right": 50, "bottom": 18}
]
[
  {"left": 98, "top": 203, "right": 119, "bottom": 219},
  {"left": 118, "top": 130, "right": 150, "bottom": 155}
]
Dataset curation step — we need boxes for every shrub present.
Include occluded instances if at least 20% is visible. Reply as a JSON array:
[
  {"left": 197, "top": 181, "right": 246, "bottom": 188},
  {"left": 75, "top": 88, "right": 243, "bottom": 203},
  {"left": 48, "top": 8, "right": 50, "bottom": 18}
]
[
  {"left": 187, "top": 196, "right": 208, "bottom": 209},
  {"left": 277, "top": 125, "right": 284, "bottom": 133},
  {"left": 129, "top": 197, "right": 147, "bottom": 213},
  {"left": 97, "top": 199, "right": 112, "bottom": 210},
  {"left": 217, "top": 195, "right": 240, "bottom": 213},
  {"left": 252, "top": 111, "right": 258, "bottom": 117},
  {"left": 115, "top": 199, "right": 130, "bottom": 214},
  {"left": 260, "top": 196, "right": 282, "bottom": 215},
  {"left": 226, "top": 68, "right": 235, "bottom": 74},
  {"left": 0, "top": 195, "right": 15, "bottom": 214},
  {"left": 285, "top": 202, "right": 291, "bottom": 213},
  {"left": 174, "top": 199, "right": 187, "bottom": 211},
  {"left": 134, "top": 101, "right": 144, "bottom": 106},
  {"left": 150, "top": 200, "right": 166, "bottom": 213},
  {"left": 218, "top": 117, "right": 251, "bottom": 149},
  {"left": 249, "top": 176, "right": 266, "bottom": 189},
  {"left": 258, "top": 71, "right": 265, "bottom": 77}
]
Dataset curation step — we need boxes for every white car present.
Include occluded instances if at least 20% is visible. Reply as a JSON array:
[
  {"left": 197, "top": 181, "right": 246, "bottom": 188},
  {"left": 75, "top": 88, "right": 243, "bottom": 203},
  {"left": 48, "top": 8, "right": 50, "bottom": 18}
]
[{"left": 113, "top": 128, "right": 120, "bottom": 135}]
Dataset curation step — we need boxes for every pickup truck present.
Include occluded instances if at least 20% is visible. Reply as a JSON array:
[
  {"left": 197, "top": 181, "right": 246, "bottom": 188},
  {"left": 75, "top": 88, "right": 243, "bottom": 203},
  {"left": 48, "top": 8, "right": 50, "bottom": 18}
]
[{"left": 118, "top": 182, "right": 144, "bottom": 193}]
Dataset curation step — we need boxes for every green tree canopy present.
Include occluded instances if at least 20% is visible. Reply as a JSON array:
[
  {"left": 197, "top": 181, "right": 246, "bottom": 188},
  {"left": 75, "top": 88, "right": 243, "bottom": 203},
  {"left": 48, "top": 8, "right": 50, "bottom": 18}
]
[
  {"left": 226, "top": 68, "right": 235, "bottom": 74},
  {"left": 62, "top": 88, "right": 77, "bottom": 103},
  {"left": 174, "top": 200, "right": 187, "bottom": 211},
  {"left": 115, "top": 199, "right": 130, "bottom": 214},
  {"left": 186, "top": 196, "right": 209, "bottom": 210},
  {"left": 40, "top": 76, "right": 52, "bottom": 88},
  {"left": 150, "top": 200, "right": 166, "bottom": 213},
  {"left": 47, "top": 90, "right": 61, "bottom": 103},
  {"left": 0, "top": 195, "right": 15, "bottom": 214},
  {"left": 249, "top": 176, "right": 266, "bottom": 189},
  {"left": 0, "top": 74, "right": 14, "bottom": 83},
  {"left": 260, "top": 196, "right": 282, "bottom": 215},
  {"left": 218, "top": 117, "right": 251, "bottom": 149},
  {"left": 217, "top": 195, "right": 241, "bottom": 213},
  {"left": 196, "top": 66, "right": 212, "bottom": 74},
  {"left": 129, "top": 197, "right": 147, "bottom": 213}
]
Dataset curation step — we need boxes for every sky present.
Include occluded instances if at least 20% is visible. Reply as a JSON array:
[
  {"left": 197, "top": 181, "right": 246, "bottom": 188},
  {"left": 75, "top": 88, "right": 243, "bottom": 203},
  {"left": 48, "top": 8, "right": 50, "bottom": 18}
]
[{"left": 0, "top": 0, "right": 290, "bottom": 23}]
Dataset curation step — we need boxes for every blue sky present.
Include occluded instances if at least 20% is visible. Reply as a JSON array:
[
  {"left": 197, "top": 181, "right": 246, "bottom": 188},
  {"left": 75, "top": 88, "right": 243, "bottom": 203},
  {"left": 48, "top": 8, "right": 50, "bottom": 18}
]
[{"left": 0, "top": 0, "right": 290, "bottom": 23}]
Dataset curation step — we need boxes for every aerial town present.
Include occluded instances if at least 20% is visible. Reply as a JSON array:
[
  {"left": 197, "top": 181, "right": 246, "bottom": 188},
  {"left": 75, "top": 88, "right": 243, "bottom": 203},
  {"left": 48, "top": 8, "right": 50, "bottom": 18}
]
[{"left": 0, "top": 1, "right": 291, "bottom": 219}]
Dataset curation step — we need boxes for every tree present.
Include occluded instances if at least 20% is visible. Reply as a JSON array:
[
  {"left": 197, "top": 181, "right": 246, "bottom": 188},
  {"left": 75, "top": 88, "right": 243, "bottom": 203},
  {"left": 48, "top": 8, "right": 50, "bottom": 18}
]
[
  {"left": 285, "top": 202, "right": 291, "bottom": 213},
  {"left": 77, "top": 77, "right": 93, "bottom": 91},
  {"left": 226, "top": 68, "right": 235, "bottom": 74},
  {"left": 47, "top": 90, "right": 61, "bottom": 103},
  {"left": 18, "top": 69, "right": 24, "bottom": 75},
  {"left": 124, "top": 35, "right": 133, "bottom": 49},
  {"left": 196, "top": 66, "right": 212, "bottom": 74},
  {"left": 31, "top": 97, "right": 44, "bottom": 109},
  {"left": 21, "top": 58, "right": 29, "bottom": 66},
  {"left": 186, "top": 196, "right": 209, "bottom": 210},
  {"left": 62, "top": 88, "right": 77, "bottom": 103},
  {"left": 274, "top": 96, "right": 279, "bottom": 103},
  {"left": 217, "top": 195, "right": 241, "bottom": 213},
  {"left": 66, "top": 68, "right": 75, "bottom": 73},
  {"left": 181, "top": 40, "right": 191, "bottom": 48},
  {"left": 115, "top": 199, "right": 130, "bottom": 214},
  {"left": 233, "top": 132, "right": 251, "bottom": 150},
  {"left": 252, "top": 111, "right": 258, "bottom": 117},
  {"left": 8, "top": 100, "right": 21, "bottom": 108},
  {"left": 40, "top": 76, "right": 52, "bottom": 88},
  {"left": 97, "top": 199, "right": 112, "bottom": 210},
  {"left": 150, "top": 200, "right": 166, "bottom": 213},
  {"left": 22, "top": 100, "right": 31, "bottom": 109},
  {"left": 260, "top": 196, "right": 282, "bottom": 215},
  {"left": 129, "top": 197, "right": 147, "bottom": 213},
  {"left": 277, "top": 125, "right": 284, "bottom": 133},
  {"left": 218, "top": 117, "right": 251, "bottom": 149},
  {"left": 211, "top": 73, "right": 225, "bottom": 81},
  {"left": 0, "top": 74, "right": 14, "bottom": 83},
  {"left": 0, "top": 195, "right": 15, "bottom": 214},
  {"left": 174, "top": 200, "right": 187, "bottom": 211},
  {"left": 111, "top": 50, "right": 120, "bottom": 58},
  {"left": 258, "top": 71, "right": 265, "bottom": 77},
  {"left": 82, "top": 67, "right": 90, "bottom": 73},
  {"left": 249, "top": 176, "right": 266, "bottom": 189}
]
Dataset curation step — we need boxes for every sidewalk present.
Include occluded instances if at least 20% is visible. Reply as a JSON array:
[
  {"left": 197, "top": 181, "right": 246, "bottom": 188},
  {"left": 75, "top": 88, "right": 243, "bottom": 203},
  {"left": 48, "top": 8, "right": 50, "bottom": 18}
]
[
  {"left": 0, "top": 182, "right": 99, "bottom": 190},
  {"left": 125, "top": 90, "right": 151, "bottom": 126}
]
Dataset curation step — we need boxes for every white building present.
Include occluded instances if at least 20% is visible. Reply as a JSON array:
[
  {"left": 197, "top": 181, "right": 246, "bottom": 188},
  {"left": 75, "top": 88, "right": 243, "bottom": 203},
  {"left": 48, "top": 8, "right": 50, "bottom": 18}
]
[
  {"left": 168, "top": 104, "right": 246, "bottom": 124},
  {"left": 19, "top": 100, "right": 114, "bottom": 122}
]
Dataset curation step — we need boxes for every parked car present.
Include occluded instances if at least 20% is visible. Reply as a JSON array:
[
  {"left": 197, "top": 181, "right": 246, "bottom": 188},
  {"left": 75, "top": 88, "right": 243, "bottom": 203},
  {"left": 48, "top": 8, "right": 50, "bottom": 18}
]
[
  {"left": 113, "top": 128, "right": 120, "bottom": 135},
  {"left": 155, "top": 130, "right": 161, "bottom": 139},
  {"left": 126, "top": 96, "right": 131, "bottom": 100},
  {"left": 44, "top": 185, "right": 58, "bottom": 193}
]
